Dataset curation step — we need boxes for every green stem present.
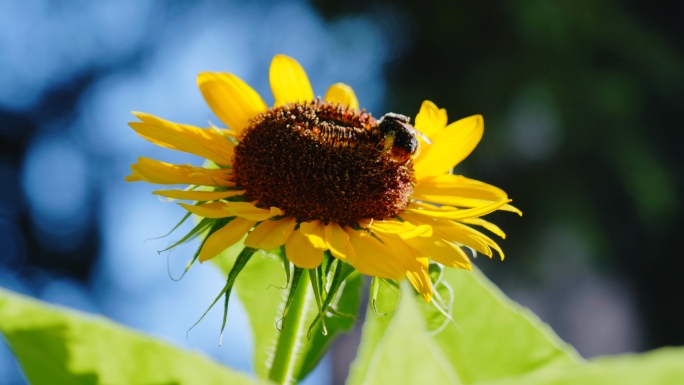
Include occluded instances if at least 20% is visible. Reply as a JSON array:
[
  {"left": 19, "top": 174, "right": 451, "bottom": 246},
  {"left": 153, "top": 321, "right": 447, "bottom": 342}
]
[{"left": 268, "top": 269, "right": 312, "bottom": 385}]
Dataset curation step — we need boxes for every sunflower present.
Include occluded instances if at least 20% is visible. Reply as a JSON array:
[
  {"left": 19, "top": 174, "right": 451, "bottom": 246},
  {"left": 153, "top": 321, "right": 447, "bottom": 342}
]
[{"left": 126, "top": 54, "right": 520, "bottom": 304}]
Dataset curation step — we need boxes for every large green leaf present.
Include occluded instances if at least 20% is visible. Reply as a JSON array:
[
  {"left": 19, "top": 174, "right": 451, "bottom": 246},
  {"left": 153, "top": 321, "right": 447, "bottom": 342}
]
[
  {"left": 0, "top": 287, "right": 268, "bottom": 385},
  {"left": 345, "top": 277, "right": 400, "bottom": 384},
  {"left": 212, "top": 244, "right": 363, "bottom": 383},
  {"left": 358, "top": 282, "right": 460, "bottom": 384},
  {"left": 430, "top": 268, "right": 583, "bottom": 382},
  {"left": 481, "top": 347, "right": 684, "bottom": 385},
  {"left": 348, "top": 267, "right": 584, "bottom": 384}
]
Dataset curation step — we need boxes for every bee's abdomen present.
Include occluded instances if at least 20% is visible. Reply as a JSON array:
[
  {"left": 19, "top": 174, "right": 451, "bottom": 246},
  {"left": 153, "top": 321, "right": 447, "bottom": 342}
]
[
  {"left": 307, "top": 101, "right": 381, "bottom": 148},
  {"left": 314, "top": 122, "right": 365, "bottom": 147}
]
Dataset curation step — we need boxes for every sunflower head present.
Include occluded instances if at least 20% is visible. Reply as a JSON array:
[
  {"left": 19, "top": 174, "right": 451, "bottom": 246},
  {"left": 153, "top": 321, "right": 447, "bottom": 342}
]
[
  {"left": 126, "top": 54, "right": 520, "bottom": 332},
  {"left": 233, "top": 99, "right": 415, "bottom": 227}
]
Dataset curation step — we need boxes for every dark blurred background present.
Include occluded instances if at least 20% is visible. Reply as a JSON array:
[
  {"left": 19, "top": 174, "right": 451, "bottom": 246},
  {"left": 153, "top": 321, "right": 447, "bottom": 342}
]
[{"left": 1, "top": 0, "right": 682, "bottom": 384}]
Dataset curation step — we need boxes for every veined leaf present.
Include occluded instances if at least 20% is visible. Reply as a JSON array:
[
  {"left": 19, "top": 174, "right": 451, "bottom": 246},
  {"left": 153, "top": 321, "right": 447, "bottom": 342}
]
[
  {"left": 348, "top": 267, "right": 583, "bottom": 384},
  {"left": 430, "top": 268, "right": 583, "bottom": 383},
  {"left": 357, "top": 282, "right": 461, "bottom": 385},
  {"left": 0, "top": 287, "right": 269, "bottom": 385},
  {"left": 480, "top": 347, "right": 684, "bottom": 385}
]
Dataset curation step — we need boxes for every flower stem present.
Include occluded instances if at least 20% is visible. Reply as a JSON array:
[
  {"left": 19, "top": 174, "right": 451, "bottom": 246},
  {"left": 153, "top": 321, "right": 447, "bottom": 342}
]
[{"left": 268, "top": 268, "right": 312, "bottom": 385}]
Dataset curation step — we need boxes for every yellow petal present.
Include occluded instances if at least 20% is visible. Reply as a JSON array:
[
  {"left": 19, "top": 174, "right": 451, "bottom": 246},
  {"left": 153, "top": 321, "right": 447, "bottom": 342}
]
[
  {"left": 414, "top": 100, "right": 447, "bottom": 139},
  {"left": 270, "top": 54, "right": 314, "bottom": 106},
  {"left": 459, "top": 217, "right": 506, "bottom": 239},
  {"left": 224, "top": 202, "right": 283, "bottom": 221},
  {"left": 374, "top": 234, "right": 432, "bottom": 301},
  {"left": 285, "top": 229, "right": 325, "bottom": 269},
  {"left": 199, "top": 218, "right": 256, "bottom": 262},
  {"left": 357, "top": 218, "right": 373, "bottom": 229},
  {"left": 503, "top": 204, "right": 522, "bottom": 216},
  {"left": 406, "top": 212, "right": 505, "bottom": 260},
  {"left": 178, "top": 202, "right": 233, "bottom": 219},
  {"left": 299, "top": 220, "right": 328, "bottom": 250},
  {"left": 324, "top": 222, "right": 355, "bottom": 262},
  {"left": 245, "top": 217, "right": 297, "bottom": 251},
  {"left": 197, "top": 72, "right": 267, "bottom": 134},
  {"left": 413, "top": 194, "right": 522, "bottom": 215},
  {"left": 324, "top": 83, "right": 359, "bottom": 109},
  {"left": 129, "top": 157, "right": 234, "bottom": 187},
  {"left": 413, "top": 114, "right": 484, "bottom": 180},
  {"left": 406, "top": 265, "right": 433, "bottom": 302},
  {"left": 414, "top": 174, "right": 508, "bottom": 201},
  {"left": 447, "top": 221, "right": 505, "bottom": 260},
  {"left": 129, "top": 112, "right": 234, "bottom": 166},
  {"left": 375, "top": 233, "right": 428, "bottom": 269},
  {"left": 400, "top": 213, "right": 492, "bottom": 257},
  {"left": 153, "top": 189, "right": 245, "bottom": 201},
  {"left": 405, "top": 236, "right": 471, "bottom": 270},
  {"left": 405, "top": 200, "right": 511, "bottom": 220},
  {"left": 344, "top": 227, "right": 406, "bottom": 280},
  {"left": 369, "top": 220, "right": 433, "bottom": 239}
]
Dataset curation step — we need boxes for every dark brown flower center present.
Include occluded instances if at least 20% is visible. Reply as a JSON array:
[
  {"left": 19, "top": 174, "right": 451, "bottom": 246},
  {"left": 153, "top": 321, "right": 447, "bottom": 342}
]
[{"left": 233, "top": 100, "right": 415, "bottom": 226}]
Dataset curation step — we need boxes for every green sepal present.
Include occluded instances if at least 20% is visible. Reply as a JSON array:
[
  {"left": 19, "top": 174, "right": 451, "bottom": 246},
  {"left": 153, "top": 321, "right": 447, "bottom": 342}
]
[
  {"left": 159, "top": 214, "right": 203, "bottom": 252},
  {"left": 187, "top": 246, "right": 257, "bottom": 344},
  {"left": 150, "top": 211, "right": 192, "bottom": 242},
  {"left": 323, "top": 251, "right": 335, "bottom": 279},
  {"left": 307, "top": 268, "right": 328, "bottom": 338},
  {"left": 320, "top": 250, "right": 335, "bottom": 290},
  {"left": 161, "top": 216, "right": 219, "bottom": 253},
  {"left": 370, "top": 277, "right": 400, "bottom": 316},
  {"left": 428, "top": 263, "right": 453, "bottom": 313},
  {"left": 326, "top": 307, "right": 359, "bottom": 320},
  {"left": 416, "top": 263, "right": 456, "bottom": 334},
  {"left": 160, "top": 200, "right": 240, "bottom": 267},
  {"left": 169, "top": 218, "right": 230, "bottom": 281},
  {"left": 277, "top": 266, "right": 304, "bottom": 331},
  {"left": 428, "top": 263, "right": 443, "bottom": 283},
  {"left": 307, "top": 260, "right": 357, "bottom": 336},
  {"left": 279, "top": 245, "right": 291, "bottom": 287}
]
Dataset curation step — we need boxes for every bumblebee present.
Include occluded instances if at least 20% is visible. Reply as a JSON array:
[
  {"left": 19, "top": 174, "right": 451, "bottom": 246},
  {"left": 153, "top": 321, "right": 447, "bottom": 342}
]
[{"left": 377, "top": 113, "right": 431, "bottom": 163}]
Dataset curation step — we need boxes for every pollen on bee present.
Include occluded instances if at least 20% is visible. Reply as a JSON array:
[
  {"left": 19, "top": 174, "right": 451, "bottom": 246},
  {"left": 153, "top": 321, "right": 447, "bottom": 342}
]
[{"left": 233, "top": 100, "right": 415, "bottom": 226}]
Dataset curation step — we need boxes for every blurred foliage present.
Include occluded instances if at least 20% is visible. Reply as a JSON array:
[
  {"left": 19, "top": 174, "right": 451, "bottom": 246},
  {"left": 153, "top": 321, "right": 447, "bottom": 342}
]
[
  {"left": 0, "top": 287, "right": 268, "bottom": 385},
  {"left": 4, "top": 265, "right": 684, "bottom": 384},
  {"left": 312, "top": 0, "right": 684, "bottom": 350}
]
